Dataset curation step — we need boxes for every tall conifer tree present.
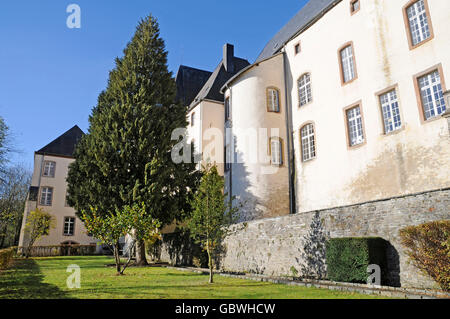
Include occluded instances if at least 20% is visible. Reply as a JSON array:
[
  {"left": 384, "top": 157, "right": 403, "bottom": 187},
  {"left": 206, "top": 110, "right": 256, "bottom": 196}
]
[{"left": 67, "top": 15, "right": 199, "bottom": 265}]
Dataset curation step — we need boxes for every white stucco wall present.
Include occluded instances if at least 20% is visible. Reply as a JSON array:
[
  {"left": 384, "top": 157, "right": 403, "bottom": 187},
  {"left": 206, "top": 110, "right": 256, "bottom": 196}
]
[
  {"left": 187, "top": 100, "right": 225, "bottom": 175},
  {"left": 284, "top": 0, "right": 450, "bottom": 213},
  {"left": 225, "top": 54, "right": 290, "bottom": 220}
]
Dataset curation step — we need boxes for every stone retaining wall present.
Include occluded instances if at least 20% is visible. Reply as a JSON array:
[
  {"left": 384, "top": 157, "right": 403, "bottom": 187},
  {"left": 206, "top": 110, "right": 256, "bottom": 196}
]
[
  {"left": 221, "top": 189, "right": 449, "bottom": 289},
  {"left": 157, "top": 189, "right": 450, "bottom": 289}
]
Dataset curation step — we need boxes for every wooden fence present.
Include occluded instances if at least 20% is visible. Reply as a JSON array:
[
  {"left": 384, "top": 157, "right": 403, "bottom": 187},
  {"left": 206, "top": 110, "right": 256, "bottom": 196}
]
[{"left": 18, "top": 245, "right": 97, "bottom": 257}]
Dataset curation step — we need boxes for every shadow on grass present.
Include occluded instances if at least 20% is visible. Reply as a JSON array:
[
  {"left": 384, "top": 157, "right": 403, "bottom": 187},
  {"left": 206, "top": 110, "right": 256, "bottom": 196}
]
[{"left": 0, "top": 258, "right": 68, "bottom": 299}]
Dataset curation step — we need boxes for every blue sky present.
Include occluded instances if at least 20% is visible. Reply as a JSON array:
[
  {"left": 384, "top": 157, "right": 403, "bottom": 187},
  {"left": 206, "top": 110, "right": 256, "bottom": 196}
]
[{"left": 0, "top": 0, "right": 308, "bottom": 170}]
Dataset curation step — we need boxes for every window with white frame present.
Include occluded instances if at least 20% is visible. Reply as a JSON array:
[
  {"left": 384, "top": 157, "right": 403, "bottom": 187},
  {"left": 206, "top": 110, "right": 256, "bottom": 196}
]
[
  {"left": 298, "top": 73, "right": 312, "bottom": 106},
  {"left": 64, "top": 217, "right": 75, "bottom": 236},
  {"left": 42, "top": 161, "right": 56, "bottom": 177},
  {"left": 300, "top": 124, "right": 316, "bottom": 162},
  {"left": 340, "top": 45, "right": 356, "bottom": 83},
  {"left": 379, "top": 89, "right": 402, "bottom": 133},
  {"left": 40, "top": 187, "right": 53, "bottom": 206},
  {"left": 270, "top": 138, "right": 282, "bottom": 166},
  {"left": 346, "top": 106, "right": 364, "bottom": 146},
  {"left": 406, "top": 0, "right": 431, "bottom": 47},
  {"left": 267, "top": 88, "right": 280, "bottom": 112},
  {"left": 418, "top": 70, "right": 446, "bottom": 120}
]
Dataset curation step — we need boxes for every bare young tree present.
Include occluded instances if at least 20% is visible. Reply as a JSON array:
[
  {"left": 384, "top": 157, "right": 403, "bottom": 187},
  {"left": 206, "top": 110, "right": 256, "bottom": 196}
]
[{"left": 0, "top": 165, "right": 31, "bottom": 248}]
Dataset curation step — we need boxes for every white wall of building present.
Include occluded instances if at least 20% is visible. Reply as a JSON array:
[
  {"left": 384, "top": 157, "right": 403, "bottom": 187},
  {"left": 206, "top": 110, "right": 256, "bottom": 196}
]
[
  {"left": 225, "top": 54, "right": 290, "bottom": 220},
  {"left": 284, "top": 0, "right": 450, "bottom": 213}
]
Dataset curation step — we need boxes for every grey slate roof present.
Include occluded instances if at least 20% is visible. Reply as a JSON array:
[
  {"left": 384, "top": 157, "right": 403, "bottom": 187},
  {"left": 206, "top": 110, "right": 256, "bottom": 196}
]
[
  {"left": 175, "top": 65, "right": 212, "bottom": 107},
  {"left": 189, "top": 57, "right": 250, "bottom": 109},
  {"left": 36, "top": 125, "right": 84, "bottom": 158},
  {"left": 256, "top": 0, "right": 340, "bottom": 62}
]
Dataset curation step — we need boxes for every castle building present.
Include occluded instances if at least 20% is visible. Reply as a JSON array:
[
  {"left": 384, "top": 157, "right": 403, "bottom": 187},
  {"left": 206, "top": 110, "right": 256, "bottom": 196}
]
[
  {"left": 18, "top": 126, "right": 99, "bottom": 249},
  {"left": 223, "top": 0, "right": 449, "bottom": 221},
  {"left": 169, "top": 0, "right": 450, "bottom": 288}
]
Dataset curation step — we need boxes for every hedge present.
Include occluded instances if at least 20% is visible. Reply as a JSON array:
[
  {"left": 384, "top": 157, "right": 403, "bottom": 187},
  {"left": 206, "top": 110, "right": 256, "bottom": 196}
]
[
  {"left": 326, "top": 237, "right": 388, "bottom": 284},
  {"left": 0, "top": 247, "right": 16, "bottom": 270},
  {"left": 400, "top": 220, "right": 450, "bottom": 292}
]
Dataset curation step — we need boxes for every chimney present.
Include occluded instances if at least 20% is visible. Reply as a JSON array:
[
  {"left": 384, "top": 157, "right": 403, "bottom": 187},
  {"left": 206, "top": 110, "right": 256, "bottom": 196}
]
[{"left": 223, "top": 43, "right": 235, "bottom": 73}]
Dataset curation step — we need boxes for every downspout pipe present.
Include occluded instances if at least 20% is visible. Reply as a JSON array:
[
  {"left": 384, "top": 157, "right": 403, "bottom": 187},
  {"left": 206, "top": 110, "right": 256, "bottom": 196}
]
[{"left": 282, "top": 46, "right": 296, "bottom": 215}]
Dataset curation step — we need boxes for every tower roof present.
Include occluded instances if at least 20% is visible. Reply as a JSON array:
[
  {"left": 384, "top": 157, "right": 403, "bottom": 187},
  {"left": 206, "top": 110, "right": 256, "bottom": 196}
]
[
  {"left": 36, "top": 125, "right": 84, "bottom": 158},
  {"left": 175, "top": 65, "right": 212, "bottom": 107},
  {"left": 189, "top": 44, "right": 250, "bottom": 110}
]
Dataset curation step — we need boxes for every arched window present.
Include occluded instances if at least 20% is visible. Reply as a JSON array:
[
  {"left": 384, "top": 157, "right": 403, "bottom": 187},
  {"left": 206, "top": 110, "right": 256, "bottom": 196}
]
[
  {"left": 269, "top": 137, "right": 283, "bottom": 166},
  {"left": 300, "top": 123, "right": 316, "bottom": 162},
  {"left": 339, "top": 44, "right": 357, "bottom": 84},
  {"left": 298, "top": 73, "right": 312, "bottom": 107},
  {"left": 267, "top": 87, "right": 280, "bottom": 112}
]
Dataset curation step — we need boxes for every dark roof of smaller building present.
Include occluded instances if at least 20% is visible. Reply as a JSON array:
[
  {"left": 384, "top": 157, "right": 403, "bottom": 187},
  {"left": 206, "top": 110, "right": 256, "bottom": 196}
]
[
  {"left": 176, "top": 65, "right": 212, "bottom": 107},
  {"left": 189, "top": 57, "right": 250, "bottom": 109},
  {"left": 36, "top": 125, "right": 84, "bottom": 158},
  {"left": 256, "top": 0, "right": 340, "bottom": 62}
]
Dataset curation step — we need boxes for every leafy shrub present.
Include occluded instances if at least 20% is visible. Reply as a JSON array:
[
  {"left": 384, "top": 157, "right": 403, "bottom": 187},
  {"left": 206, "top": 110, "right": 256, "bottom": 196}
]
[
  {"left": 400, "top": 220, "right": 450, "bottom": 292},
  {"left": 326, "top": 237, "right": 388, "bottom": 284},
  {"left": 0, "top": 247, "right": 15, "bottom": 270}
]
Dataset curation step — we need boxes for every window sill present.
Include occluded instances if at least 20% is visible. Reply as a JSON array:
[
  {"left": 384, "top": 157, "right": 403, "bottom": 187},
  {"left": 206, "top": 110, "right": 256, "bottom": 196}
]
[
  {"left": 421, "top": 115, "right": 447, "bottom": 125},
  {"left": 347, "top": 141, "right": 366, "bottom": 150},
  {"left": 408, "top": 36, "right": 434, "bottom": 51},
  {"left": 299, "top": 101, "right": 313, "bottom": 109},
  {"left": 383, "top": 125, "right": 406, "bottom": 136},
  {"left": 341, "top": 77, "right": 358, "bottom": 87},
  {"left": 301, "top": 157, "right": 316, "bottom": 165}
]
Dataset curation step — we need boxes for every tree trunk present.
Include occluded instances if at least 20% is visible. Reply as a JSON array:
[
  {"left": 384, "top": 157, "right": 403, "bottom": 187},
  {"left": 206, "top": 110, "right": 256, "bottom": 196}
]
[
  {"left": 135, "top": 239, "right": 148, "bottom": 266},
  {"left": 114, "top": 242, "right": 122, "bottom": 275},
  {"left": 207, "top": 247, "right": 213, "bottom": 284}
]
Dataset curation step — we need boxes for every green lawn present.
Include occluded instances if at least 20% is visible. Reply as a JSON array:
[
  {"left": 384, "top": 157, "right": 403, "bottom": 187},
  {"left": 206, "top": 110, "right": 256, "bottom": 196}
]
[{"left": 0, "top": 256, "right": 386, "bottom": 299}]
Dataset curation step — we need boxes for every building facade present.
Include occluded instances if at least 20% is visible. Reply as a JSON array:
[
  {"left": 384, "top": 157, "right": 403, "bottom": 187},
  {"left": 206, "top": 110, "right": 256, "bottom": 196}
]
[
  {"left": 224, "top": 0, "right": 449, "bottom": 220},
  {"left": 176, "top": 44, "right": 250, "bottom": 176},
  {"left": 159, "top": 0, "right": 450, "bottom": 289},
  {"left": 18, "top": 126, "right": 99, "bottom": 249}
]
